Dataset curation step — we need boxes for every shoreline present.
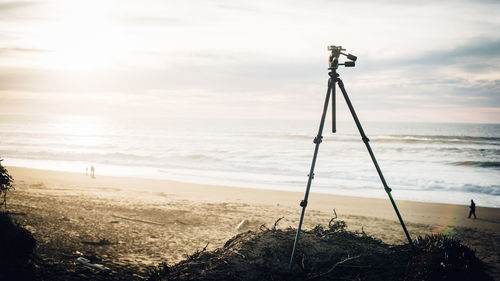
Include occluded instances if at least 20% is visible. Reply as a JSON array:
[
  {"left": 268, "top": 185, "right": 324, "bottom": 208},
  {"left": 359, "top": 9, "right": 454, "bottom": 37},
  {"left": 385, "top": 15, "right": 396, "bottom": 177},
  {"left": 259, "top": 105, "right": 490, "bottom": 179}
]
[
  {"left": 7, "top": 166, "right": 500, "bottom": 227},
  {"left": 5, "top": 162, "right": 498, "bottom": 208},
  {"left": 5, "top": 166, "right": 500, "bottom": 278}
]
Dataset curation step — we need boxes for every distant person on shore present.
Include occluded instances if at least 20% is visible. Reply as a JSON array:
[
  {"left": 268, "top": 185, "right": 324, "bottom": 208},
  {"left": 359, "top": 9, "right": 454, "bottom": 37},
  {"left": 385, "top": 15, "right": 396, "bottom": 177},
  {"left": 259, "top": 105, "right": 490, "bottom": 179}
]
[
  {"left": 90, "top": 165, "right": 95, "bottom": 178},
  {"left": 468, "top": 199, "right": 476, "bottom": 219},
  {"left": 86, "top": 167, "right": 88, "bottom": 176}
]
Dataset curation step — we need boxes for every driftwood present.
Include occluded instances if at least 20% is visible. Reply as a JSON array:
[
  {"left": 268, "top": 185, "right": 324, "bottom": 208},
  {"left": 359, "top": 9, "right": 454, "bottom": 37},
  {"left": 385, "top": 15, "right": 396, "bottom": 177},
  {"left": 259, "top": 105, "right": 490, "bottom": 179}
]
[
  {"left": 81, "top": 238, "right": 115, "bottom": 246},
  {"left": 76, "top": 257, "right": 109, "bottom": 272},
  {"left": 111, "top": 215, "right": 163, "bottom": 226},
  {"left": 273, "top": 217, "right": 284, "bottom": 230},
  {"left": 306, "top": 255, "right": 361, "bottom": 280}
]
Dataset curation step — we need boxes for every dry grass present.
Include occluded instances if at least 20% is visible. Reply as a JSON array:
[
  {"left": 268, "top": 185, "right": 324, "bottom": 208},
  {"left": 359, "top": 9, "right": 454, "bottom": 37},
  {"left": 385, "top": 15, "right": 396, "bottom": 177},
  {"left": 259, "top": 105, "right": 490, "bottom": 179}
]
[{"left": 147, "top": 218, "right": 493, "bottom": 281}]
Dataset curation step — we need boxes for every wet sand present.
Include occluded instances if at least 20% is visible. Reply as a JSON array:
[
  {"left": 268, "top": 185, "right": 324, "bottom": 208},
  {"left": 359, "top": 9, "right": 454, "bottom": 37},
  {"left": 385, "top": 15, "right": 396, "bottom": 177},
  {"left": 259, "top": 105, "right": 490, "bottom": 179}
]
[{"left": 6, "top": 166, "right": 500, "bottom": 279}]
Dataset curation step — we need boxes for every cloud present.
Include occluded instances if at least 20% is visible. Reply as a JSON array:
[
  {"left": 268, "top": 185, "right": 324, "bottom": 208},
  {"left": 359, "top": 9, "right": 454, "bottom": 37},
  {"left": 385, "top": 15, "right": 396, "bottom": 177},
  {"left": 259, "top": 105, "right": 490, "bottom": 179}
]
[
  {"left": 0, "top": 47, "right": 52, "bottom": 54},
  {"left": 0, "top": 0, "right": 498, "bottom": 122},
  {"left": 351, "top": 37, "right": 500, "bottom": 99},
  {"left": 0, "top": 1, "right": 38, "bottom": 11},
  {"left": 0, "top": 1, "right": 41, "bottom": 20},
  {"left": 405, "top": 38, "right": 500, "bottom": 67},
  {"left": 301, "top": 0, "right": 500, "bottom": 6},
  {"left": 358, "top": 38, "right": 500, "bottom": 70},
  {"left": 119, "top": 16, "right": 185, "bottom": 26}
]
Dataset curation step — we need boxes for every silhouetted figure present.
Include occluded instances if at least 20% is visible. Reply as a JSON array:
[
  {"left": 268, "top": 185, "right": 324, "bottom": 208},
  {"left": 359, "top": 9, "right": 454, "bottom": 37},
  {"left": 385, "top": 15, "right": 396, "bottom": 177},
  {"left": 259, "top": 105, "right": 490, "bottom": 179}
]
[
  {"left": 468, "top": 200, "right": 476, "bottom": 219},
  {"left": 90, "top": 165, "right": 95, "bottom": 178},
  {"left": 86, "top": 167, "right": 88, "bottom": 176}
]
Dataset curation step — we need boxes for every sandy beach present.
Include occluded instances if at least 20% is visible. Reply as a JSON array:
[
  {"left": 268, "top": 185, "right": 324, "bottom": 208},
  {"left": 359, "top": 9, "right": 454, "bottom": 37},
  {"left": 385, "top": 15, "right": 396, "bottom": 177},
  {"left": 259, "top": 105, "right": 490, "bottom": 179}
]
[{"left": 5, "top": 166, "right": 500, "bottom": 280}]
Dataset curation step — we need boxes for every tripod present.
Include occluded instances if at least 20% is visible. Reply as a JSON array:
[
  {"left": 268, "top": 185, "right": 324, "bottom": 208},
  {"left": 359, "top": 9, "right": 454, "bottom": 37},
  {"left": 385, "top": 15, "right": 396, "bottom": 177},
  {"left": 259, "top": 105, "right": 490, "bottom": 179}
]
[{"left": 288, "top": 46, "right": 415, "bottom": 271}]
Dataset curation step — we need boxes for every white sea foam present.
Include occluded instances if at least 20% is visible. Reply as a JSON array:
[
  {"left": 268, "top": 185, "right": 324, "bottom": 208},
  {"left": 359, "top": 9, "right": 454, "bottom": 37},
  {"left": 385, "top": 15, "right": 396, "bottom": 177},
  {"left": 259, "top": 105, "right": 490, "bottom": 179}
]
[{"left": 1, "top": 114, "right": 499, "bottom": 207}]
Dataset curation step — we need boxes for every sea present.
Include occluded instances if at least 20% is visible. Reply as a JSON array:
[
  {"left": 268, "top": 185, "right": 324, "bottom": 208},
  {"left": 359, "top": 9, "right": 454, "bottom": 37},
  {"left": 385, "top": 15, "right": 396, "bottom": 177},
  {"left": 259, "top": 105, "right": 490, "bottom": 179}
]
[{"left": 1, "top": 114, "right": 499, "bottom": 208}]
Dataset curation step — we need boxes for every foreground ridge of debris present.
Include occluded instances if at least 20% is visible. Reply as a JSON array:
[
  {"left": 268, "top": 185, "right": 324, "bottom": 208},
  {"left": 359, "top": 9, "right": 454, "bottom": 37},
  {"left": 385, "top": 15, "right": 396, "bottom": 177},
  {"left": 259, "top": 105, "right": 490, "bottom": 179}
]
[{"left": 147, "top": 218, "right": 493, "bottom": 281}]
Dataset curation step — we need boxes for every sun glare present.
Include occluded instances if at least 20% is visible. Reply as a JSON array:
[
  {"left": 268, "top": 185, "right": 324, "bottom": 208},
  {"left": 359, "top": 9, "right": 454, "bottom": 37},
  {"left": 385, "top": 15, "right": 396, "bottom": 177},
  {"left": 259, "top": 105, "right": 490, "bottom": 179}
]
[
  {"left": 37, "top": 1, "right": 126, "bottom": 71},
  {"left": 51, "top": 115, "right": 104, "bottom": 136}
]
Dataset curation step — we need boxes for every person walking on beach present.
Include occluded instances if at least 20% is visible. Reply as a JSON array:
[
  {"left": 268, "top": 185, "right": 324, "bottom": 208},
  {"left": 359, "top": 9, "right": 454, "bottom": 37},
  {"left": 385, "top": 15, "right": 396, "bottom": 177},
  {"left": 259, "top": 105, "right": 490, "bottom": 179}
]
[
  {"left": 90, "top": 165, "right": 95, "bottom": 178},
  {"left": 468, "top": 199, "right": 476, "bottom": 219}
]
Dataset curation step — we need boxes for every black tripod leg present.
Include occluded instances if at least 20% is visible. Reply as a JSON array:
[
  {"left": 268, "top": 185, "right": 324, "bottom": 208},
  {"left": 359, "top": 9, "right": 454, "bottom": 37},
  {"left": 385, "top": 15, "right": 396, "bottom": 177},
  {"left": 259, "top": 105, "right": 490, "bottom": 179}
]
[
  {"left": 289, "top": 78, "right": 333, "bottom": 271},
  {"left": 332, "top": 77, "right": 336, "bottom": 133},
  {"left": 336, "top": 78, "right": 415, "bottom": 251}
]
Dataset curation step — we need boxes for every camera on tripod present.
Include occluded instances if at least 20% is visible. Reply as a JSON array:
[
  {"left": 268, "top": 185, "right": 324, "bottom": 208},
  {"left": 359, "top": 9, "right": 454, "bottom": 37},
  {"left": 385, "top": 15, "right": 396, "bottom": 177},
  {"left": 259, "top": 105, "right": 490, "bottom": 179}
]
[{"left": 328, "top": 45, "right": 357, "bottom": 69}]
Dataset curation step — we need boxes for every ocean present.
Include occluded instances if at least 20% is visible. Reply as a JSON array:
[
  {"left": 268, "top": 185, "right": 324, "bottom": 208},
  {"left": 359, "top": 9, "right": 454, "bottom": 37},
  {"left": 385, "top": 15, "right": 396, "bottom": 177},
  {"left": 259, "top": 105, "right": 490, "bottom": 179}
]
[{"left": 1, "top": 114, "right": 499, "bottom": 208}]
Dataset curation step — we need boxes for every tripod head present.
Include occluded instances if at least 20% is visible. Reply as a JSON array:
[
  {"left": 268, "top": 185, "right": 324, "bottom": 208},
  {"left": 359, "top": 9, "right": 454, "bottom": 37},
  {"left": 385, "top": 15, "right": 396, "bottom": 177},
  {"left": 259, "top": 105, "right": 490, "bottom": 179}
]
[{"left": 328, "top": 45, "right": 357, "bottom": 70}]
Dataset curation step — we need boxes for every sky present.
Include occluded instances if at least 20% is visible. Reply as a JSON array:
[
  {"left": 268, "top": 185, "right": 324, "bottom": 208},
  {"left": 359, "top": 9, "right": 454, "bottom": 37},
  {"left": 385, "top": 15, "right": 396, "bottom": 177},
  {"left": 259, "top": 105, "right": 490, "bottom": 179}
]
[{"left": 0, "top": 0, "right": 499, "bottom": 123}]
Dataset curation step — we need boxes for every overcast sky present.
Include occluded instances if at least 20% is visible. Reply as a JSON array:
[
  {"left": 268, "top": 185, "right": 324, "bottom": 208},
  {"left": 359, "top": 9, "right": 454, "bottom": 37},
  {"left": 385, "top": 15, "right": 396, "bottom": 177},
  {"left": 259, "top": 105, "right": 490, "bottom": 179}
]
[{"left": 0, "top": 0, "right": 499, "bottom": 123}]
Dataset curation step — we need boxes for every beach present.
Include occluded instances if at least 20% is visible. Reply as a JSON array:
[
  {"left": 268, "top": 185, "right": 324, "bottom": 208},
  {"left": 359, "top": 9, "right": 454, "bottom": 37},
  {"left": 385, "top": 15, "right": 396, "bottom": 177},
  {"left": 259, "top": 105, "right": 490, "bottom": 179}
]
[
  {"left": 2, "top": 0, "right": 500, "bottom": 279},
  {"left": 6, "top": 166, "right": 500, "bottom": 279}
]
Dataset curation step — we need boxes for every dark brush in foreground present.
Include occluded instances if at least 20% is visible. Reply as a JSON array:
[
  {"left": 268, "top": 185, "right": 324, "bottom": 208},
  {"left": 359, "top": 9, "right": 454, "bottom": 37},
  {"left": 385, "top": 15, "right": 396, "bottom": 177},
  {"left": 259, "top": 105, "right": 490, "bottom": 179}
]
[
  {"left": 0, "top": 211, "right": 37, "bottom": 281},
  {"left": 147, "top": 219, "right": 493, "bottom": 281}
]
